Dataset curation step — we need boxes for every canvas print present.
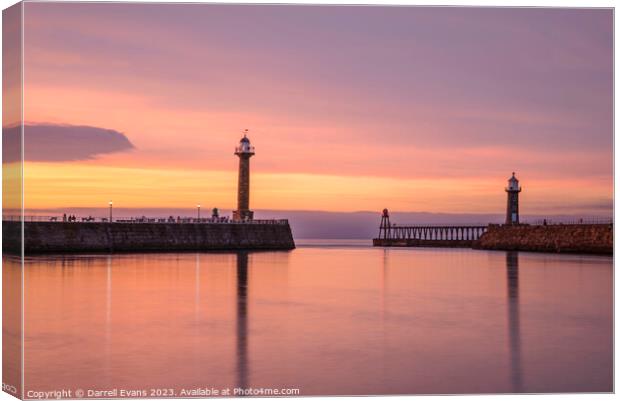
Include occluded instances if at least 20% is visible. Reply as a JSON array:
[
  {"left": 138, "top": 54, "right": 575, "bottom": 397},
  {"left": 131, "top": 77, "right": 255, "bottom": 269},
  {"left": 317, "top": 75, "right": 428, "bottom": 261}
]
[{"left": 1, "top": 2, "right": 614, "bottom": 399}]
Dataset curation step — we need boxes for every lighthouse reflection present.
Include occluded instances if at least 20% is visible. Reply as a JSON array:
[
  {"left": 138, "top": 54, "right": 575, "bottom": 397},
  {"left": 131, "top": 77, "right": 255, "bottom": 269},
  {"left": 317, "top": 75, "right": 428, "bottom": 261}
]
[
  {"left": 506, "top": 251, "right": 522, "bottom": 392},
  {"left": 236, "top": 251, "right": 249, "bottom": 391}
]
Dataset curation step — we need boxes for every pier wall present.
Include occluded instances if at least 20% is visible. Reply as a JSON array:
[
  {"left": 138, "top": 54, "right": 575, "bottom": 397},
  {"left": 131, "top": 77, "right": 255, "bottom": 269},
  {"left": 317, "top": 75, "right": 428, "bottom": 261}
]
[
  {"left": 2, "top": 221, "right": 295, "bottom": 254},
  {"left": 474, "top": 224, "right": 612, "bottom": 255}
]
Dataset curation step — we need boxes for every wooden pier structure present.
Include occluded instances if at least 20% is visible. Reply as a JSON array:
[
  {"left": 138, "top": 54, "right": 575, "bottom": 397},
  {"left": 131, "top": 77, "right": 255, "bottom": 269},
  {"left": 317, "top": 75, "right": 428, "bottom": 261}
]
[{"left": 372, "top": 209, "right": 488, "bottom": 248}]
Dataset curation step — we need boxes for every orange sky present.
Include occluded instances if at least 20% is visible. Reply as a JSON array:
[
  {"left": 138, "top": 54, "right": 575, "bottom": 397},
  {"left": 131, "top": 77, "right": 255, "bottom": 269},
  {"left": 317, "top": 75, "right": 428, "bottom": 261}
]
[{"left": 5, "top": 4, "right": 613, "bottom": 215}]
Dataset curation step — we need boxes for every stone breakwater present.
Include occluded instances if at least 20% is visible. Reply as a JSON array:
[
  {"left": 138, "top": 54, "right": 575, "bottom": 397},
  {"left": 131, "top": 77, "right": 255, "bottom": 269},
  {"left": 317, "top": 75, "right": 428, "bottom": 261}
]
[
  {"left": 2, "top": 221, "right": 295, "bottom": 254},
  {"left": 474, "top": 224, "right": 612, "bottom": 255}
]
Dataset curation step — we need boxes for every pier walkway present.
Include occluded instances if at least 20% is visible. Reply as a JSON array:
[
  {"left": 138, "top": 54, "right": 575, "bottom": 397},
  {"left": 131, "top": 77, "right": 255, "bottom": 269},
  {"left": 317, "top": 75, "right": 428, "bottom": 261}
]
[
  {"left": 372, "top": 209, "right": 487, "bottom": 248},
  {"left": 2, "top": 215, "right": 288, "bottom": 225}
]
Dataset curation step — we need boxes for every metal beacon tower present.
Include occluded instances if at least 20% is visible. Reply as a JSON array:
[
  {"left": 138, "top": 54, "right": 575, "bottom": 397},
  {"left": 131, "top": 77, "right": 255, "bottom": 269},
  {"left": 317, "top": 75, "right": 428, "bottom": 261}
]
[
  {"left": 505, "top": 172, "right": 521, "bottom": 225},
  {"left": 233, "top": 130, "right": 255, "bottom": 221}
]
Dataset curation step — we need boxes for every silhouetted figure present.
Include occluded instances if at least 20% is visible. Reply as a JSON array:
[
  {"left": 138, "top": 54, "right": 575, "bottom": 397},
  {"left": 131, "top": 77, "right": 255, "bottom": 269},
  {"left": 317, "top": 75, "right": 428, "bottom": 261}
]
[{"left": 63, "top": 213, "right": 67, "bottom": 222}]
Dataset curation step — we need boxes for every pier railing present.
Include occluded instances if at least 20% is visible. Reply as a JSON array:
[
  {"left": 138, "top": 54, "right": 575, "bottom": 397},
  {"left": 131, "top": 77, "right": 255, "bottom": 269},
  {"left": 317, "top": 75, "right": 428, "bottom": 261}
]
[
  {"left": 378, "top": 224, "right": 488, "bottom": 241},
  {"left": 2, "top": 215, "right": 289, "bottom": 225},
  {"left": 523, "top": 217, "right": 613, "bottom": 226}
]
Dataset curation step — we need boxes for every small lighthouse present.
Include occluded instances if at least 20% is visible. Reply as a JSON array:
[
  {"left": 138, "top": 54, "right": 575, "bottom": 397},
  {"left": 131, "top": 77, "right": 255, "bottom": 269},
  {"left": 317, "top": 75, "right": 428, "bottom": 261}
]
[
  {"left": 233, "top": 130, "right": 255, "bottom": 221},
  {"left": 505, "top": 172, "right": 521, "bottom": 225}
]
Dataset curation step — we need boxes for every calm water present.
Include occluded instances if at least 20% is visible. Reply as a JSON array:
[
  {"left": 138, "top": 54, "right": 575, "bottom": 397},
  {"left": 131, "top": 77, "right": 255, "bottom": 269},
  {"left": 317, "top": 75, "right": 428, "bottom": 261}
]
[{"left": 6, "top": 241, "right": 614, "bottom": 395}]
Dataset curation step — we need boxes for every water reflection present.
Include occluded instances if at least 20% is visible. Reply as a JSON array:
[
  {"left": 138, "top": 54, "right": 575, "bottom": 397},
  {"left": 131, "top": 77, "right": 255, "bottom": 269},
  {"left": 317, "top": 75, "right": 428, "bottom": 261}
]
[
  {"left": 195, "top": 253, "right": 200, "bottom": 320},
  {"left": 18, "top": 247, "right": 612, "bottom": 394},
  {"left": 381, "top": 248, "right": 389, "bottom": 319},
  {"left": 2, "top": 256, "right": 22, "bottom": 397},
  {"left": 236, "top": 252, "right": 249, "bottom": 390},
  {"left": 506, "top": 251, "right": 522, "bottom": 392},
  {"left": 105, "top": 255, "right": 112, "bottom": 387}
]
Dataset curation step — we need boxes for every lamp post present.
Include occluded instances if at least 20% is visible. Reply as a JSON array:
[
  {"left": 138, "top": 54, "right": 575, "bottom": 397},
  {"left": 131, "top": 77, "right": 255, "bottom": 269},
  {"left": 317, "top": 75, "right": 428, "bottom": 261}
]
[
  {"left": 109, "top": 201, "right": 113, "bottom": 223},
  {"left": 197, "top": 204, "right": 201, "bottom": 221}
]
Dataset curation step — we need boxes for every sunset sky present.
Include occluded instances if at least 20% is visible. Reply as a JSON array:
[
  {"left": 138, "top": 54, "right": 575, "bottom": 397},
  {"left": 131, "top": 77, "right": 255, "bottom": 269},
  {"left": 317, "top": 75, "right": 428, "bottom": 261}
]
[{"left": 7, "top": 4, "right": 613, "bottom": 216}]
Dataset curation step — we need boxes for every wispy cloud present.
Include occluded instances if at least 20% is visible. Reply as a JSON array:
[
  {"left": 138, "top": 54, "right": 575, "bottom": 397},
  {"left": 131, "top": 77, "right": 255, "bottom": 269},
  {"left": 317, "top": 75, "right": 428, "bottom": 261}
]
[{"left": 3, "top": 123, "right": 134, "bottom": 163}]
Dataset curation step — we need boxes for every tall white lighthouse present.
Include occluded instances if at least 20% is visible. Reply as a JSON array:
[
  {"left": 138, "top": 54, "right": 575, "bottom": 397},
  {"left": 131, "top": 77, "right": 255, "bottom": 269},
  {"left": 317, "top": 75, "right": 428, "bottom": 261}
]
[
  {"left": 505, "top": 172, "right": 521, "bottom": 225},
  {"left": 233, "top": 130, "right": 255, "bottom": 221}
]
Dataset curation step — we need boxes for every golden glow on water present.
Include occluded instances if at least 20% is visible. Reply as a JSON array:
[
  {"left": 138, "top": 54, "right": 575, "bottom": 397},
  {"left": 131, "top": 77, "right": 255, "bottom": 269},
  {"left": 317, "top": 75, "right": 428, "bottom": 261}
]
[
  {"left": 3, "top": 257, "right": 22, "bottom": 396},
  {"left": 17, "top": 245, "right": 613, "bottom": 395}
]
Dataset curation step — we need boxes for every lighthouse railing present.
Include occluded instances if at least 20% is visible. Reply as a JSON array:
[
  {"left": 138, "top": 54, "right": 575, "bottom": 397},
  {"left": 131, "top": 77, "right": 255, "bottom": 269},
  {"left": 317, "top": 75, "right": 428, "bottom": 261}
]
[{"left": 235, "top": 145, "right": 255, "bottom": 153}]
